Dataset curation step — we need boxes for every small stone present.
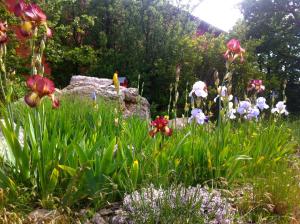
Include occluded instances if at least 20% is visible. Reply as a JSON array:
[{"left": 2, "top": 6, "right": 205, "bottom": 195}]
[
  {"left": 84, "top": 221, "right": 93, "bottom": 224},
  {"left": 79, "top": 209, "right": 90, "bottom": 216},
  {"left": 110, "top": 209, "right": 130, "bottom": 224},
  {"left": 109, "top": 202, "right": 122, "bottom": 211},
  {"left": 91, "top": 213, "right": 107, "bottom": 224},
  {"left": 26, "top": 209, "right": 67, "bottom": 223},
  {"left": 99, "top": 208, "right": 113, "bottom": 216}
]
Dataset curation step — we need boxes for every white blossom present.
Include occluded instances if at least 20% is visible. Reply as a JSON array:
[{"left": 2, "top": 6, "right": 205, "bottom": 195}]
[
  {"left": 188, "top": 108, "right": 207, "bottom": 124},
  {"left": 189, "top": 81, "right": 208, "bottom": 98},
  {"left": 227, "top": 102, "right": 236, "bottom": 119},
  {"left": 256, "top": 97, "right": 269, "bottom": 110},
  {"left": 214, "top": 86, "right": 233, "bottom": 102},
  {"left": 271, "top": 101, "right": 288, "bottom": 115}
]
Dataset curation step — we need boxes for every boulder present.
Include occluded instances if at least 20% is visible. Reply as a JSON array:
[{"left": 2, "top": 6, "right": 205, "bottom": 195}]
[{"left": 61, "top": 76, "right": 150, "bottom": 119}]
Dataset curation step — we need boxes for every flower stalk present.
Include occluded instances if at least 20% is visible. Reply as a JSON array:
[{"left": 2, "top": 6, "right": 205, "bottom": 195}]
[
  {"left": 167, "top": 83, "right": 173, "bottom": 118},
  {"left": 217, "top": 38, "right": 246, "bottom": 126},
  {"left": 172, "top": 64, "right": 181, "bottom": 128},
  {"left": 10, "top": 1, "right": 59, "bottom": 200},
  {"left": 184, "top": 81, "right": 189, "bottom": 119},
  {"left": 0, "top": 21, "right": 14, "bottom": 123}
]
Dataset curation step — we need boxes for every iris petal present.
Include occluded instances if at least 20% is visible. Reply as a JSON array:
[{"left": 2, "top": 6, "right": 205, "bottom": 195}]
[{"left": 24, "top": 92, "right": 40, "bottom": 107}]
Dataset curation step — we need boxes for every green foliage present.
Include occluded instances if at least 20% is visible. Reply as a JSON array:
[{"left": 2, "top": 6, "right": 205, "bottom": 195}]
[
  {"left": 241, "top": 0, "right": 300, "bottom": 80},
  {"left": 0, "top": 4, "right": 27, "bottom": 101},
  {"left": 238, "top": 161, "right": 300, "bottom": 223},
  {"left": 240, "top": 0, "right": 300, "bottom": 113},
  {"left": 288, "top": 118, "right": 300, "bottom": 144},
  {"left": 3, "top": 0, "right": 291, "bottom": 114},
  {"left": 0, "top": 97, "right": 297, "bottom": 213},
  {"left": 0, "top": 1, "right": 299, "bottom": 221},
  {"left": 166, "top": 33, "right": 265, "bottom": 117},
  {"left": 39, "top": 0, "right": 205, "bottom": 114}
]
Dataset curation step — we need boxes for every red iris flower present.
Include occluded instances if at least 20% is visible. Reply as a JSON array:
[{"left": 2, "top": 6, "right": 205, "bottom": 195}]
[
  {"left": 24, "top": 75, "right": 59, "bottom": 108},
  {"left": 149, "top": 116, "right": 172, "bottom": 137},
  {"left": 247, "top": 79, "right": 265, "bottom": 93},
  {"left": 14, "top": 1, "right": 46, "bottom": 23},
  {"left": 224, "top": 39, "right": 245, "bottom": 63},
  {"left": 0, "top": 21, "right": 8, "bottom": 45},
  {"left": 13, "top": 0, "right": 27, "bottom": 17},
  {"left": 23, "top": 3, "right": 47, "bottom": 23},
  {"left": 13, "top": 1, "right": 51, "bottom": 38}
]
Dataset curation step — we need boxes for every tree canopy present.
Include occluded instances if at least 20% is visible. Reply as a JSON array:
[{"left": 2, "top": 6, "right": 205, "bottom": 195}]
[
  {"left": 241, "top": 0, "right": 300, "bottom": 113},
  {"left": 0, "top": 0, "right": 299, "bottom": 114}
]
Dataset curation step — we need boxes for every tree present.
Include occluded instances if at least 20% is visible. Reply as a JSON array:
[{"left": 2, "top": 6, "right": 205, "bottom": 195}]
[
  {"left": 1, "top": 0, "right": 276, "bottom": 115},
  {"left": 240, "top": 0, "right": 300, "bottom": 113},
  {"left": 0, "top": 1, "right": 28, "bottom": 100},
  {"left": 42, "top": 0, "right": 200, "bottom": 114}
]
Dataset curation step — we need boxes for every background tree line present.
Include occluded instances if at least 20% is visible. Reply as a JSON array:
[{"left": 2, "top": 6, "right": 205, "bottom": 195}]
[{"left": 0, "top": 0, "right": 299, "bottom": 115}]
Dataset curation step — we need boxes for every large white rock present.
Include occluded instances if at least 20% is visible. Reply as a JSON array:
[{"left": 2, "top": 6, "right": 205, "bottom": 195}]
[{"left": 61, "top": 76, "right": 150, "bottom": 119}]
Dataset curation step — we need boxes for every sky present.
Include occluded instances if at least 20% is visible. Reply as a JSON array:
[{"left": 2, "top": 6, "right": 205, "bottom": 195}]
[{"left": 172, "top": 0, "right": 244, "bottom": 32}]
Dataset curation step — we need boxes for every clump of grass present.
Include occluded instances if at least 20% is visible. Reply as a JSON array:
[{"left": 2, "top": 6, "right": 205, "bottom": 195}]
[
  {"left": 0, "top": 208, "right": 24, "bottom": 224},
  {"left": 0, "top": 96, "right": 297, "bottom": 224},
  {"left": 289, "top": 119, "right": 300, "bottom": 145},
  {"left": 237, "top": 160, "right": 300, "bottom": 223}
]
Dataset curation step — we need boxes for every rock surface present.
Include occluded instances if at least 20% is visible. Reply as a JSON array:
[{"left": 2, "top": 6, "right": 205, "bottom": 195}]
[
  {"left": 61, "top": 76, "right": 150, "bottom": 119},
  {"left": 78, "top": 202, "right": 129, "bottom": 224},
  {"left": 168, "top": 117, "right": 188, "bottom": 129}
]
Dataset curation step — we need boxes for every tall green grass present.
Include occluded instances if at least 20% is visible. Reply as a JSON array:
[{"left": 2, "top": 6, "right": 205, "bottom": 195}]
[
  {"left": 0, "top": 97, "right": 297, "bottom": 213},
  {"left": 289, "top": 118, "right": 300, "bottom": 145}
]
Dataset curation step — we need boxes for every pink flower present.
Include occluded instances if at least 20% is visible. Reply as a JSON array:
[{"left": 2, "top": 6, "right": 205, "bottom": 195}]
[
  {"left": 26, "top": 75, "right": 55, "bottom": 96},
  {"left": 13, "top": 0, "right": 27, "bottom": 17},
  {"left": 24, "top": 75, "right": 59, "bottom": 108},
  {"left": 224, "top": 39, "right": 245, "bottom": 63},
  {"left": 46, "top": 26, "right": 52, "bottom": 37},
  {"left": 23, "top": 3, "right": 47, "bottom": 23},
  {"left": 0, "top": 21, "right": 8, "bottom": 45},
  {"left": 14, "top": 1, "right": 46, "bottom": 22},
  {"left": 13, "top": 1, "right": 51, "bottom": 38},
  {"left": 247, "top": 79, "right": 265, "bottom": 93},
  {"left": 227, "top": 39, "right": 243, "bottom": 53}
]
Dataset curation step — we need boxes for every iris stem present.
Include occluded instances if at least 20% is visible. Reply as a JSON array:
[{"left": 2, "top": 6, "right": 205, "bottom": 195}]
[{"left": 35, "top": 107, "right": 45, "bottom": 198}]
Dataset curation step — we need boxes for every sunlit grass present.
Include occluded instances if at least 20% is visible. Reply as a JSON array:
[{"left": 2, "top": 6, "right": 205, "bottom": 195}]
[{"left": 0, "top": 97, "right": 298, "bottom": 222}]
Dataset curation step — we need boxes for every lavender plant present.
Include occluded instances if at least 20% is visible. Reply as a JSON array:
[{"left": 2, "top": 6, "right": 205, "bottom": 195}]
[{"left": 123, "top": 185, "right": 241, "bottom": 224}]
